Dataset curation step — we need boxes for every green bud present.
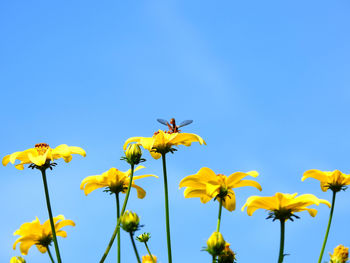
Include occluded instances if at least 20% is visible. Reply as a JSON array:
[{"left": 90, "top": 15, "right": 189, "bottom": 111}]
[
  {"left": 218, "top": 243, "right": 236, "bottom": 263},
  {"left": 120, "top": 210, "right": 140, "bottom": 233},
  {"left": 136, "top": 232, "right": 151, "bottom": 243},
  {"left": 206, "top": 232, "right": 226, "bottom": 257},
  {"left": 124, "top": 144, "right": 142, "bottom": 165}
]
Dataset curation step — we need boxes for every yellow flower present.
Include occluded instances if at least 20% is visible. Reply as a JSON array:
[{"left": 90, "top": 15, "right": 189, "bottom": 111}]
[
  {"left": 10, "top": 256, "right": 26, "bottom": 263},
  {"left": 124, "top": 130, "right": 206, "bottom": 159},
  {"left": 242, "top": 192, "right": 331, "bottom": 220},
  {"left": 206, "top": 231, "right": 226, "bottom": 256},
  {"left": 2, "top": 143, "right": 86, "bottom": 170},
  {"left": 179, "top": 167, "right": 261, "bottom": 211},
  {"left": 13, "top": 215, "right": 75, "bottom": 255},
  {"left": 80, "top": 166, "right": 157, "bottom": 197},
  {"left": 302, "top": 169, "right": 350, "bottom": 192},
  {"left": 142, "top": 254, "right": 157, "bottom": 263},
  {"left": 329, "top": 245, "right": 349, "bottom": 263}
]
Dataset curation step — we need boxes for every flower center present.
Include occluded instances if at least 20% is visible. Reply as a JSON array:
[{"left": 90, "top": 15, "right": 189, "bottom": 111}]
[{"left": 35, "top": 143, "right": 50, "bottom": 155}]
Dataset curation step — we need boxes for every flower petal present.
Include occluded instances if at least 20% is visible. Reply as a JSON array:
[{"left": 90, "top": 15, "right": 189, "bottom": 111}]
[
  {"left": 233, "top": 180, "right": 262, "bottom": 191},
  {"left": 302, "top": 169, "right": 327, "bottom": 182}
]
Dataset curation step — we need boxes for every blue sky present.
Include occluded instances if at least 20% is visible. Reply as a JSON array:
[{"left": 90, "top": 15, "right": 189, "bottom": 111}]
[{"left": 1, "top": 1, "right": 350, "bottom": 262}]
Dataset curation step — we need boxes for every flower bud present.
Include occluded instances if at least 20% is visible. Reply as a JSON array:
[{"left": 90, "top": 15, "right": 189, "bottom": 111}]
[
  {"left": 136, "top": 232, "right": 151, "bottom": 243},
  {"left": 218, "top": 243, "right": 236, "bottom": 263},
  {"left": 206, "top": 231, "right": 226, "bottom": 256},
  {"left": 125, "top": 144, "right": 142, "bottom": 165},
  {"left": 329, "top": 245, "right": 349, "bottom": 263},
  {"left": 142, "top": 254, "right": 157, "bottom": 263},
  {"left": 10, "top": 257, "right": 26, "bottom": 263},
  {"left": 120, "top": 210, "right": 140, "bottom": 233}
]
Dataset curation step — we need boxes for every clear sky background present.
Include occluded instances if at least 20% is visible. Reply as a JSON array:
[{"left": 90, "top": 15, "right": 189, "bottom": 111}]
[{"left": 1, "top": 1, "right": 350, "bottom": 262}]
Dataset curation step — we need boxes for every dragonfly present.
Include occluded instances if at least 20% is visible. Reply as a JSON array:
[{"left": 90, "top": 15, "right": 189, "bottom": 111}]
[{"left": 157, "top": 118, "right": 193, "bottom": 133}]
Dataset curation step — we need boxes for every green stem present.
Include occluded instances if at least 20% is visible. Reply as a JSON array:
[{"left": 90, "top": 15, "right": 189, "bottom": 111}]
[
  {"left": 318, "top": 190, "right": 337, "bottom": 263},
  {"left": 212, "top": 255, "right": 216, "bottom": 263},
  {"left": 40, "top": 169, "right": 62, "bottom": 263},
  {"left": 99, "top": 164, "right": 135, "bottom": 263},
  {"left": 130, "top": 232, "right": 141, "bottom": 263},
  {"left": 116, "top": 193, "right": 121, "bottom": 263},
  {"left": 277, "top": 219, "right": 285, "bottom": 263},
  {"left": 145, "top": 242, "right": 156, "bottom": 263},
  {"left": 161, "top": 153, "right": 172, "bottom": 263},
  {"left": 47, "top": 246, "right": 55, "bottom": 263},
  {"left": 216, "top": 200, "right": 223, "bottom": 232}
]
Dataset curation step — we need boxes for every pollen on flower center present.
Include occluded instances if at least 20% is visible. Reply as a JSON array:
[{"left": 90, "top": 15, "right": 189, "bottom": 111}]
[{"left": 35, "top": 143, "right": 49, "bottom": 155}]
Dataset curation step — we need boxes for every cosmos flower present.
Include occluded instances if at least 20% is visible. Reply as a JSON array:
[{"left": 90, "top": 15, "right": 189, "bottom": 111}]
[
  {"left": 124, "top": 130, "right": 206, "bottom": 159},
  {"left": 302, "top": 169, "right": 350, "bottom": 192},
  {"left": 2, "top": 143, "right": 86, "bottom": 170},
  {"left": 13, "top": 215, "right": 75, "bottom": 255},
  {"left": 241, "top": 192, "right": 331, "bottom": 220},
  {"left": 179, "top": 167, "right": 261, "bottom": 211},
  {"left": 80, "top": 166, "right": 157, "bottom": 198}
]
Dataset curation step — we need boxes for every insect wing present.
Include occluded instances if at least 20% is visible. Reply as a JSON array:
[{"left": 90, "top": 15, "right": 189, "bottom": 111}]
[
  {"left": 157, "top": 118, "right": 169, "bottom": 126},
  {"left": 178, "top": 120, "right": 193, "bottom": 128}
]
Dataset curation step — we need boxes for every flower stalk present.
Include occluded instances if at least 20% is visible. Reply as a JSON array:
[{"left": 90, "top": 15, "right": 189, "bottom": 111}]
[
  {"left": 116, "top": 193, "right": 121, "bottom": 263},
  {"left": 278, "top": 219, "right": 285, "bottom": 263},
  {"left": 318, "top": 190, "right": 337, "bottom": 263},
  {"left": 144, "top": 242, "right": 156, "bottom": 263},
  {"left": 130, "top": 232, "right": 142, "bottom": 263},
  {"left": 162, "top": 153, "right": 173, "bottom": 263},
  {"left": 99, "top": 164, "right": 135, "bottom": 263},
  {"left": 216, "top": 200, "right": 223, "bottom": 232},
  {"left": 47, "top": 246, "right": 55, "bottom": 263},
  {"left": 40, "top": 168, "right": 62, "bottom": 263}
]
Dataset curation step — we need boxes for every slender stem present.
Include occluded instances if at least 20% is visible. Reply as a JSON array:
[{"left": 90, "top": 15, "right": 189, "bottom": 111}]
[
  {"left": 47, "top": 246, "right": 55, "bottom": 263},
  {"left": 277, "top": 219, "right": 285, "bottom": 263},
  {"left": 40, "top": 169, "right": 62, "bottom": 263},
  {"left": 162, "top": 153, "right": 172, "bottom": 263},
  {"left": 216, "top": 200, "right": 223, "bottom": 232},
  {"left": 130, "top": 232, "right": 141, "bottom": 263},
  {"left": 145, "top": 242, "right": 156, "bottom": 263},
  {"left": 99, "top": 164, "right": 135, "bottom": 263},
  {"left": 116, "top": 193, "right": 121, "bottom": 263},
  {"left": 318, "top": 190, "right": 337, "bottom": 263},
  {"left": 212, "top": 255, "right": 216, "bottom": 263}
]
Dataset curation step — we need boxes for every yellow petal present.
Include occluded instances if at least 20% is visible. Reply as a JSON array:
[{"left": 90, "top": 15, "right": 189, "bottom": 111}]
[
  {"left": 123, "top": 137, "right": 143, "bottom": 150},
  {"left": 302, "top": 169, "right": 327, "bottom": 182},
  {"left": 221, "top": 191, "right": 236, "bottom": 212},
  {"left": 233, "top": 180, "right": 262, "bottom": 191},
  {"left": 132, "top": 174, "right": 158, "bottom": 180},
  {"left": 179, "top": 174, "right": 207, "bottom": 189},
  {"left": 131, "top": 183, "right": 146, "bottom": 199},
  {"left": 2, "top": 155, "right": 10, "bottom": 166},
  {"left": 206, "top": 183, "right": 221, "bottom": 197},
  {"left": 184, "top": 188, "right": 211, "bottom": 203},
  {"left": 56, "top": 230, "right": 68, "bottom": 238},
  {"left": 227, "top": 171, "right": 258, "bottom": 186},
  {"left": 56, "top": 219, "right": 75, "bottom": 230},
  {"left": 305, "top": 208, "right": 318, "bottom": 217},
  {"left": 35, "top": 244, "right": 48, "bottom": 254}
]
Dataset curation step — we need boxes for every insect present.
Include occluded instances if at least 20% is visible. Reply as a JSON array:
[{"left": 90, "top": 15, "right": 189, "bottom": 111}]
[{"left": 157, "top": 118, "right": 193, "bottom": 133}]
